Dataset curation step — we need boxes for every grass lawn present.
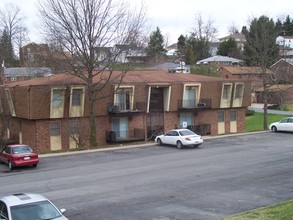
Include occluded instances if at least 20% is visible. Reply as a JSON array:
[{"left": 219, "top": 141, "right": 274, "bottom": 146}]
[
  {"left": 220, "top": 200, "right": 293, "bottom": 220},
  {"left": 245, "top": 112, "right": 292, "bottom": 132}
]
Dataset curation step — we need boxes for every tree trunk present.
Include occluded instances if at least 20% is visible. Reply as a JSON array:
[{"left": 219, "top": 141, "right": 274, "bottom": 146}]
[
  {"left": 263, "top": 86, "right": 268, "bottom": 130},
  {"left": 88, "top": 83, "right": 97, "bottom": 148}
]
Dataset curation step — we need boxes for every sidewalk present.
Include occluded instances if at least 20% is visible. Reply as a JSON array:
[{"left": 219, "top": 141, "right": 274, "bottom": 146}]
[
  {"left": 248, "top": 103, "right": 293, "bottom": 115},
  {"left": 39, "top": 131, "right": 268, "bottom": 158}
]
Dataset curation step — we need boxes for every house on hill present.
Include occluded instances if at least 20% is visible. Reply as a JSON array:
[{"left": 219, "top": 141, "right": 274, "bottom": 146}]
[
  {"left": 196, "top": 55, "right": 244, "bottom": 66},
  {"left": 219, "top": 33, "right": 246, "bottom": 51},
  {"left": 270, "top": 58, "right": 293, "bottom": 83},
  {"left": 0, "top": 70, "right": 251, "bottom": 153}
]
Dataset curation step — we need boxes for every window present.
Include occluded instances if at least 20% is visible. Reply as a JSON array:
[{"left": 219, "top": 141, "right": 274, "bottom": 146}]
[
  {"left": 69, "top": 87, "right": 85, "bottom": 117},
  {"left": 230, "top": 110, "right": 237, "bottom": 121},
  {"left": 50, "top": 122, "right": 60, "bottom": 136},
  {"left": 223, "top": 85, "right": 231, "bottom": 99},
  {"left": 220, "top": 83, "right": 232, "bottom": 108},
  {"left": 0, "top": 201, "right": 8, "bottom": 220},
  {"left": 69, "top": 120, "right": 79, "bottom": 134},
  {"left": 218, "top": 111, "right": 225, "bottom": 122},
  {"left": 183, "top": 85, "right": 200, "bottom": 108},
  {"left": 115, "top": 87, "right": 133, "bottom": 111},
  {"left": 72, "top": 89, "right": 83, "bottom": 106},
  {"left": 52, "top": 89, "right": 63, "bottom": 107},
  {"left": 235, "top": 84, "right": 244, "bottom": 99}
]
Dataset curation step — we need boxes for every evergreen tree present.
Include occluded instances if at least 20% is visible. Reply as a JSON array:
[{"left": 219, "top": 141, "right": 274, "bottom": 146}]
[
  {"left": 177, "top": 35, "right": 186, "bottom": 55},
  {"left": 217, "top": 37, "right": 241, "bottom": 58},
  {"left": 146, "top": 27, "right": 166, "bottom": 64},
  {"left": 243, "top": 15, "right": 280, "bottom": 130},
  {"left": 0, "top": 28, "right": 15, "bottom": 67},
  {"left": 282, "top": 15, "right": 293, "bottom": 36},
  {"left": 244, "top": 16, "right": 279, "bottom": 67}
]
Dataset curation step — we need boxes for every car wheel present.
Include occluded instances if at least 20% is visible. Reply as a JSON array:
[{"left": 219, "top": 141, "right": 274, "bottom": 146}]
[
  {"left": 157, "top": 138, "right": 163, "bottom": 145},
  {"left": 271, "top": 126, "right": 278, "bottom": 132},
  {"left": 8, "top": 161, "right": 14, "bottom": 170},
  {"left": 176, "top": 141, "right": 183, "bottom": 149},
  {"left": 33, "top": 164, "right": 37, "bottom": 168}
]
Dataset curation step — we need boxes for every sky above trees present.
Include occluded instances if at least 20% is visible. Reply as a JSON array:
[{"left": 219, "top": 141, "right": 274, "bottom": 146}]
[{"left": 0, "top": 0, "right": 293, "bottom": 44}]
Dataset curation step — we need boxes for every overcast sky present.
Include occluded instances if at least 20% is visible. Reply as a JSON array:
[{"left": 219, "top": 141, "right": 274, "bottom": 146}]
[{"left": 1, "top": 0, "right": 293, "bottom": 45}]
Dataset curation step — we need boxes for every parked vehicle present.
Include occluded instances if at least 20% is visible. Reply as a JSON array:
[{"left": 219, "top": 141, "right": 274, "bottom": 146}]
[
  {"left": 269, "top": 117, "right": 293, "bottom": 132},
  {"left": 0, "top": 144, "right": 39, "bottom": 170},
  {"left": 155, "top": 129, "right": 203, "bottom": 149},
  {"left": 0, "top": 193, "right": 68, "bottom": 220}
]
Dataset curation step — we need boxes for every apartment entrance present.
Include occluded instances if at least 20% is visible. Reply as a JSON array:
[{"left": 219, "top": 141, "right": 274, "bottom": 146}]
[{"left": 147, "top": 87, "right": 165, "bottom": 140}]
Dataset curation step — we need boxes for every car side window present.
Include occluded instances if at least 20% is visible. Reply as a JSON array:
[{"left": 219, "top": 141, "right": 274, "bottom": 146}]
[
  {"left": 288, "top": 118, "right": 293, "bottom": 123},
  {"left": 4, "top": 147, "right": 10, "bottom": 154},
  {"left": 0, "top": 201, "right": 8, "bottom": 220}
]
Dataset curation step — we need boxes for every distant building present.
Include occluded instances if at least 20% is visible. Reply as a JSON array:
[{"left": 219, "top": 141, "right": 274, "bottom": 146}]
[
  {"left": 196, "top": 55, "right": 244, "bottom": 66},
  {"left": 19, "top": 42, "right": 72, "bottom": 73},
  {"left": 276, "top": 36, "right": 293, "bottom": 49},
  {"left": 2, "top": 67, "right": 52, "bottom": 84},
  {"left": 219, "top": 33, "right": 246, "bottom": 51}
]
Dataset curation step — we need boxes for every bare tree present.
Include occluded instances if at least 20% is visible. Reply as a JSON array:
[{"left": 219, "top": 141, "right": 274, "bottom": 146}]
[
  {"left": 191, "top": 13, "right": 217, "bottom": 42},
  {"left": 0, "top": 3, "right": 28, "bottom": 58},
  {"left": 187, "top": 13, "right": 217, "bottom": 61},
  {"left": 38, "top": 0, "right": 147, "bottom": 147},
  {"left": 228, "top": 23, "right": 239, "bottom": 34}
]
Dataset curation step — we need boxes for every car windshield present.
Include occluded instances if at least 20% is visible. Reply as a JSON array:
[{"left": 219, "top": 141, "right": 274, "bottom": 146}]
[
  {"left": 179, "top": 130, "right": 196, "bottom": 136},
  {"left": 12, "top": 146, "right": 32, "bottom": 154},
  {"left": 10, "top": 200, "right": 62, "bottom": 220}
]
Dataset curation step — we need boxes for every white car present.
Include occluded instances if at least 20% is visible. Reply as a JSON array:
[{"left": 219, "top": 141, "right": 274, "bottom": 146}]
[
  {"left": 155, "top": 129, "right": 203, "bottom": 149},
  {"left": 0, "top": 193, "right": 68, "bottom": 220},
  {"left": 269, "top": 117, "right": 293, "bottom": 132}
]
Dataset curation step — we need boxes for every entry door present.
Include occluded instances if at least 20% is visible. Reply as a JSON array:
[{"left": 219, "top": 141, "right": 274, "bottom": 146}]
[{"left": 180, "top": 113, "right": 193, "bottom": 128}]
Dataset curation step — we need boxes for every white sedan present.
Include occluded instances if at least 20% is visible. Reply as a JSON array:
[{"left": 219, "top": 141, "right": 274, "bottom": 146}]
[
  {"left": 155, "top": 129, "right": 203, "bottom": 149},
  {"left": 269, "top": 117, "right": 293, "bottom": 132}
]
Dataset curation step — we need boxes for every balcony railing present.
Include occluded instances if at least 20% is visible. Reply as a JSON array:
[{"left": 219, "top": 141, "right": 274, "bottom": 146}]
[
  {"left": 108, "top": 101, "right": 145, "bottom": 115},
  {"left": 106, "top": 128, "right": 145, "bottom": 143},
  {"left": 178, "top": 124, "right": 211, "bottom": 136},
  {"left": 178, "top": 98, "right": 211, "bottom": 111}
]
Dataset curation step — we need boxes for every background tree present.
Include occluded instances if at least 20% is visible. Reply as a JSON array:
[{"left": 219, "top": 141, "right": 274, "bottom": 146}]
[
  {"left": 282, "top": 15, "right": 293, "bottom": 36},
  {"left": 186, "top": 13, "right": 217, "bottom": 62},
  {"left": 243, "top": 15, "right": 280, "bottom": 130},
  {"left": 217, "top": 37, "right": 242, "bottom": 58},
  {"left": 0, "top": 29, "right": 15, "bottom": 67},
  {"left": 177, "top": 35, "right": 186, "bottom": 56},
  {"left": 39, "top": 0, "right": 147, "bottom": 147},
  {"left": 0, "top": 3, "right": 27, "bottom": 65},
  {"left": 146, "top": 27, "right": 166, "bottom": 64}
]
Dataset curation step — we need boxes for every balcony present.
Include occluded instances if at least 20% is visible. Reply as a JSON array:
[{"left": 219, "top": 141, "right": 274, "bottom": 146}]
[
  {"left": 106, "top": 128, "right": 145, "bottom": 143},
  {"left": 108, "top": 101, "right": 145, "bottom": 116},
  {"left": 187, "top": 124, "right": 211, "bottom": 136},
  {"left": 178, "top": 98, "right": 211, "bottom": 111}
]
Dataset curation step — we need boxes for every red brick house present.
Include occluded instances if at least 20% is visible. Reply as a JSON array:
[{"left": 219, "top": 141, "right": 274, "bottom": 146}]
[
  {"left": 0, "top": 70, "right": 251, "bottom": 153},
  {"left": 270, "top": 58, "right": 293, "bottom": 83}
]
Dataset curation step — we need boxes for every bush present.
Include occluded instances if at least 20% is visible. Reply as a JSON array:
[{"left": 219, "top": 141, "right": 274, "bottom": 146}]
[{"left": 246, "top": 109, "right": 255, "bottom": 116}]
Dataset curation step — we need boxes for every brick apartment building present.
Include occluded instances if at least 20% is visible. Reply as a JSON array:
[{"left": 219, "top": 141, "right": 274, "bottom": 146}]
[{"left": 0, "top": 70, "right": 251, "bottom": 154}]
